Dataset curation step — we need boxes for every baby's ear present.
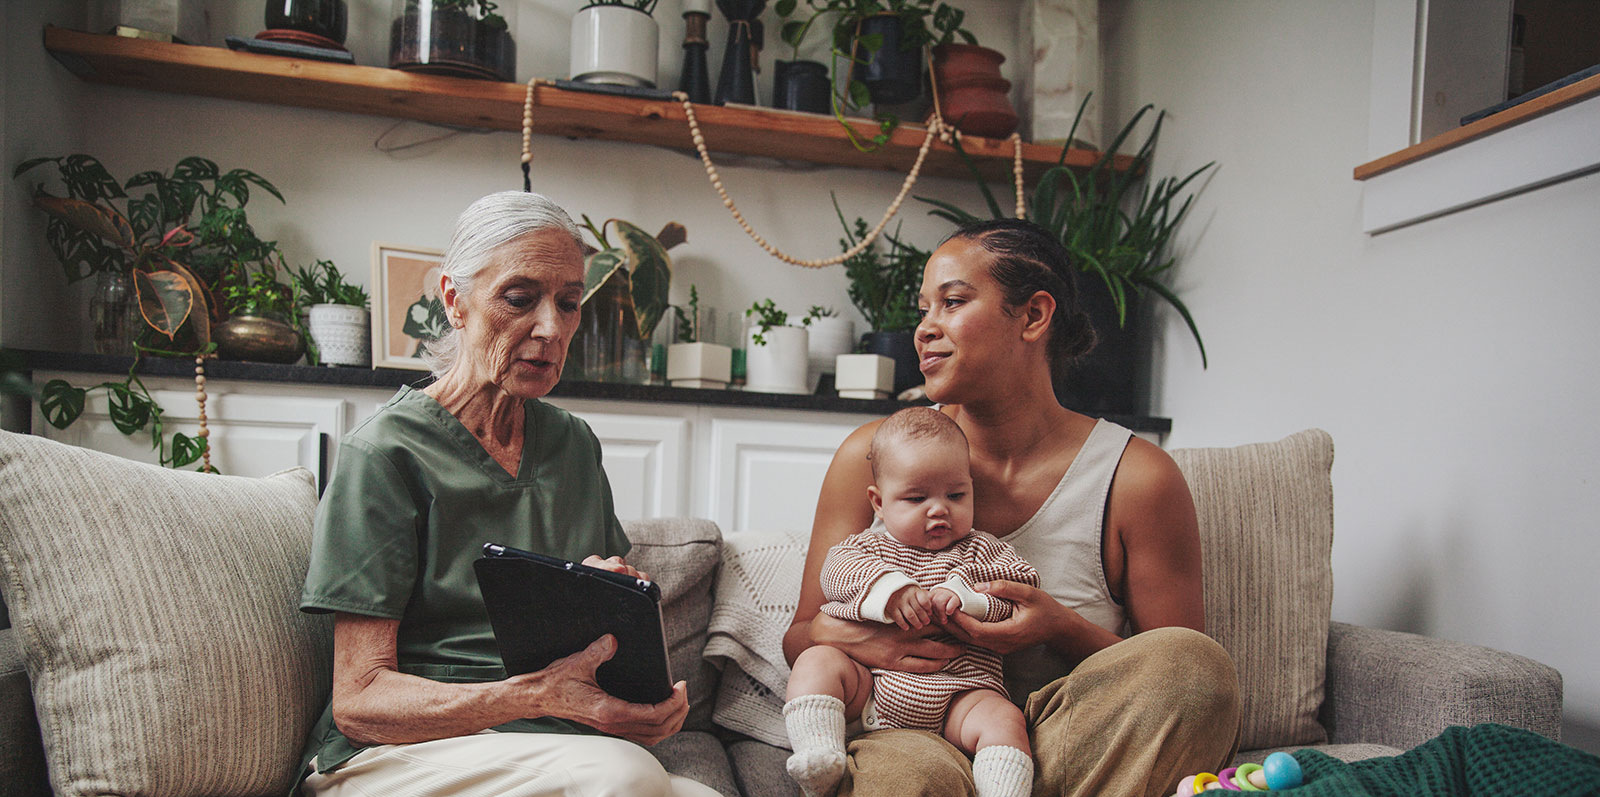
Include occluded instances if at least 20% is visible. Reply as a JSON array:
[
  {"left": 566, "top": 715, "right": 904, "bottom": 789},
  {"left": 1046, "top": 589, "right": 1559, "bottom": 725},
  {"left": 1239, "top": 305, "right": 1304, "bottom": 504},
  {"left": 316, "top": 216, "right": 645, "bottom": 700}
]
[{"left": 867, "top": 484, "right": 884, "bottom": 515}]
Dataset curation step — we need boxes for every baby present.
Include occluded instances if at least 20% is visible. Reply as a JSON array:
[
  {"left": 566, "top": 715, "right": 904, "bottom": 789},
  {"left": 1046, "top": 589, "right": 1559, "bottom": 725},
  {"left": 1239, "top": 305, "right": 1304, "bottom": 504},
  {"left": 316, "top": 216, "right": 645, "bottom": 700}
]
[{"left": 784, "top": 407, "right": 1039, "bottom": 797}]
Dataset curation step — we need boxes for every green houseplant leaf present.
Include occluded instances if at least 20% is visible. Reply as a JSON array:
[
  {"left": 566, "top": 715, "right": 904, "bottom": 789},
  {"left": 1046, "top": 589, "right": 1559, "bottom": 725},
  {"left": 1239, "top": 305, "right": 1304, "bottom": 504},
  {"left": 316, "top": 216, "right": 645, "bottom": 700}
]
[
  {"left": 39, "top": 379, "right": 86, "bottom": 429},
  {"left": 612, "top": 220, "right": 677, "bottom": 340}
]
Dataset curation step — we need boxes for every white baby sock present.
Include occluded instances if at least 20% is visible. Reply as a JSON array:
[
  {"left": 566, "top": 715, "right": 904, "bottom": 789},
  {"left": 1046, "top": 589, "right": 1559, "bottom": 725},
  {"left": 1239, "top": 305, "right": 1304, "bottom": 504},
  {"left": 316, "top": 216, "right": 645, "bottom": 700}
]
[
  {"left": 971, "top": 745, "right": 1033, "bottom": 797},
  {"left": 783, "top": 694, "right": 848, "bottom": 797}
]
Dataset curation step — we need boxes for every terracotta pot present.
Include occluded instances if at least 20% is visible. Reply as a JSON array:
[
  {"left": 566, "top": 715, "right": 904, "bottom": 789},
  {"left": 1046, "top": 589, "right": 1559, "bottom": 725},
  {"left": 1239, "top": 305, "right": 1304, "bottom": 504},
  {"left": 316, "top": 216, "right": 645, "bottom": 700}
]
[{"left": 932, "top": 43, "right": 1018, "bottom": 138}]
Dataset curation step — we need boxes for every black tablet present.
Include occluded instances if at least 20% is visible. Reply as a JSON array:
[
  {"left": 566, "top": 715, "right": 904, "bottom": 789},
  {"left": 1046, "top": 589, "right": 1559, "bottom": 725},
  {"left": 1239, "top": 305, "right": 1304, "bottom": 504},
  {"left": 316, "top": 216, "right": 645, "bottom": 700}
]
[{"left": 474, "top": 543, "right": 674, "bottom": 704}]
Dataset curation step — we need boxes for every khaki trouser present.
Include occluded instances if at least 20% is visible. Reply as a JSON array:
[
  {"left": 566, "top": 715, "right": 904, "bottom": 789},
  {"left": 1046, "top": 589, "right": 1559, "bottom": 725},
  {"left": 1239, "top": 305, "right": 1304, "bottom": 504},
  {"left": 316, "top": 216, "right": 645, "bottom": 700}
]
[
  {"left": 302, "top": 731, "right": 722, "bottom": 797},
  {"left": 839, "top": 627, "right": 1242, "bottom": 797}
]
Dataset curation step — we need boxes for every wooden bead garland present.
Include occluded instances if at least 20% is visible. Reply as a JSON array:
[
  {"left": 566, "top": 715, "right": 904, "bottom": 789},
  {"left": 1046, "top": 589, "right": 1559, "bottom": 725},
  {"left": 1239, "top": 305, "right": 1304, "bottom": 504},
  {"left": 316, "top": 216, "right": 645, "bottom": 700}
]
[{"left": 518, "top": 77, "right": 1030, "bottom": 268}]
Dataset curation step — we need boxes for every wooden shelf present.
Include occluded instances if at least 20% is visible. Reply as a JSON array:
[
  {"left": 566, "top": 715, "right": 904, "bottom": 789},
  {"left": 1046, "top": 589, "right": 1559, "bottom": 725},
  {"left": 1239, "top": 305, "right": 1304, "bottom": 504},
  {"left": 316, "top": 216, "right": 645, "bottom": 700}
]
[
  {"left": 42, "top": 26, "right": 1127, "bottom": 184},
  {"left": 1354, "top": 70, "right": 1600, "bottom": 180}
]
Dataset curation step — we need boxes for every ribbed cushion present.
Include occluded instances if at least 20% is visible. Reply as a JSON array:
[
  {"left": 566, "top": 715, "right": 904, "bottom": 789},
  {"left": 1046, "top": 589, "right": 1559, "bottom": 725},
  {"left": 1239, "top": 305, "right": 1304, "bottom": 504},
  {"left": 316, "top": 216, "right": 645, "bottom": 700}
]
[
  {"left": 622, "top": 517, "right": 723, "bottom": 733},
  {"left": 0, "top": 431, "right": 331, "bottom": 797},
  {"left": 1171, "top": 429, "right": 1335, "bottom": 750}
]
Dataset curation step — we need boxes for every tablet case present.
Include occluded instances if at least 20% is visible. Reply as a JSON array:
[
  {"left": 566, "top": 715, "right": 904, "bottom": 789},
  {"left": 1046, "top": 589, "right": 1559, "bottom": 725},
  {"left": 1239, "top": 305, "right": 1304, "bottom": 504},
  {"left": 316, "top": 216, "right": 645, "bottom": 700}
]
[{"left": 475, "top": 543, "right": 673, "bottom": 704}]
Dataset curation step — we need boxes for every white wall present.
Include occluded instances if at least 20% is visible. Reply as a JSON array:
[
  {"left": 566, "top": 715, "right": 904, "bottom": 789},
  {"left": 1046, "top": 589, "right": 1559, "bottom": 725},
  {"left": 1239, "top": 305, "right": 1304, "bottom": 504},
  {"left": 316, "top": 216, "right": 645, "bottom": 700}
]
[{"left": 1104, "top": 0, "right": 1600, "bottom": 746}]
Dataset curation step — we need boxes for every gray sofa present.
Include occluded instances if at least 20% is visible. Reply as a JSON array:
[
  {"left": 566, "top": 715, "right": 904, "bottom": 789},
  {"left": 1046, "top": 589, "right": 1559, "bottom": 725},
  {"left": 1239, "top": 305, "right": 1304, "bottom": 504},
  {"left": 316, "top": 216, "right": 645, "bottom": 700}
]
[{"left": 0, "top": 428, "right": 1563, "bottom": 797}]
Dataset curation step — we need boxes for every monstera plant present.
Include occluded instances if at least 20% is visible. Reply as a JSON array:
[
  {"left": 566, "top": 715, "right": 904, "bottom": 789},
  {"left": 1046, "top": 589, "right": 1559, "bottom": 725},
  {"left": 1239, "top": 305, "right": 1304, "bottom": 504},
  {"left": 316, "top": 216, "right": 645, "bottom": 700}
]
[
  {"left": 569, "top": 216, "right": 684, "bottom": 382},
  {"left": 13, "top": 154, "right": 285, "bottom": 469}
]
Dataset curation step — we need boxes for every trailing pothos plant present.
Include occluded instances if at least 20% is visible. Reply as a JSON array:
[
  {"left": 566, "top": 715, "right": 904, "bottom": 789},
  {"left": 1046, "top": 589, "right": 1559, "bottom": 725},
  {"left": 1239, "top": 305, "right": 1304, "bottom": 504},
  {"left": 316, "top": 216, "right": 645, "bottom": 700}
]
[
  {"left": 579, "top": 215, "right": 686, "bottom": 341},
  {"left": 14, "top": 153, "right": 287, "bottom": 469},
  {"left": 774, "top": 0, "right": 974, "bottom": 151},
  {"left": 917, "top": 95, "right": 1213, "bottom": 366}
]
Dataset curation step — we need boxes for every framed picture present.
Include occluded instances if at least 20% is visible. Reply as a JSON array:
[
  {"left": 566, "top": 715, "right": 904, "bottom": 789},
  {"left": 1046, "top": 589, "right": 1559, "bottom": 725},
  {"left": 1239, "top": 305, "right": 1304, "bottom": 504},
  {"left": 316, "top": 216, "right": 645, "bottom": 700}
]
[{"left": 371, "top": 242, "right": 448, "bottom": 371}]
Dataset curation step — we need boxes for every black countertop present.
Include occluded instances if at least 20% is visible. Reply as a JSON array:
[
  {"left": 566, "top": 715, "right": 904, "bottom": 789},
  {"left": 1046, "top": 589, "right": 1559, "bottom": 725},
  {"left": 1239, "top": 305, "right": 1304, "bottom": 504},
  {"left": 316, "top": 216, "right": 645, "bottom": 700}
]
[{"left": 11, "top": 349, "right": 1172, "bottom": 434}]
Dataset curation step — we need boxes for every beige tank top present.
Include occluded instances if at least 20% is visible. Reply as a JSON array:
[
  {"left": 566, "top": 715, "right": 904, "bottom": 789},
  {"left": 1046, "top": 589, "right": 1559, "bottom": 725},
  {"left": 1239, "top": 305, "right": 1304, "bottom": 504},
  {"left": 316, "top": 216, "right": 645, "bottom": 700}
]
[
  {"left": 998, "top": 417, "right": 1132, "bottom": 700},
  {"left": 862, "top": 416, "right": 1133, "bottom": 701}
]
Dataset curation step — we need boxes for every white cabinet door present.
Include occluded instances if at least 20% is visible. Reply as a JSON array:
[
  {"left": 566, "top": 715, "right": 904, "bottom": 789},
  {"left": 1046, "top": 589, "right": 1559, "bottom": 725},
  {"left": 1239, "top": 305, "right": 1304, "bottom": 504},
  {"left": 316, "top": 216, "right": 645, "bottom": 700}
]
[
  {"left": 37, "top": 383, "right": 345, "bottom": 487},
  {"left": 573, "top": 412, "right": 690, "bottom": 521},
  {"left": 705, "top": 416, "right": 866, "bottom": 534}
]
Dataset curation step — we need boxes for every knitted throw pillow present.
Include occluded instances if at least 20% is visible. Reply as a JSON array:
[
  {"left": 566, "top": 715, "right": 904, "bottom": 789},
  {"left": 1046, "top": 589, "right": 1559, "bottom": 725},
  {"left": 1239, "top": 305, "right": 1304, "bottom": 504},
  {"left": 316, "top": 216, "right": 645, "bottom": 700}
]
[
  {"left": 1171, "top": 428, "right": 1335, "bottom": 750},
  {"left": 0, "top": 431, "right": 331, "bottom": 797}
]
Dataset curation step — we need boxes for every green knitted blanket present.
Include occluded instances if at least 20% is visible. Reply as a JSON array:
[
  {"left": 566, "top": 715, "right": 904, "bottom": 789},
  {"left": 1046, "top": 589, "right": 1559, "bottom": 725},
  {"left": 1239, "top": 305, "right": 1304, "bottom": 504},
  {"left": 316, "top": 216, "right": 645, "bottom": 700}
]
[{"left": 1284, "top": 724, "right": 1600, "bottom": 796}]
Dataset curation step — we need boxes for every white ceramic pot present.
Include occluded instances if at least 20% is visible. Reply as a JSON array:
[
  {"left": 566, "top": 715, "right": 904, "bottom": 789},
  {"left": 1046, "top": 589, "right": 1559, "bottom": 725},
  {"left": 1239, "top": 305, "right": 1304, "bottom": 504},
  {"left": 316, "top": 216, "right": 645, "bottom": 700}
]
[
  {"left": 307, "top": 303, "right": 371, "bottom": 367},
  {"left": 667, "top": 341, "right": 732, "bottom": 388},
  {"left": 805, "top": 316, "right": 856, "bottom": 375},
  {"left": 834, "top": 353, "right": 895, "bottom": 399},
  {"left": 745, "top": 325, "right": 810, "bottom": 394},
  {"left": 569, "top": 5, "right": 659, "bottom": 88}
]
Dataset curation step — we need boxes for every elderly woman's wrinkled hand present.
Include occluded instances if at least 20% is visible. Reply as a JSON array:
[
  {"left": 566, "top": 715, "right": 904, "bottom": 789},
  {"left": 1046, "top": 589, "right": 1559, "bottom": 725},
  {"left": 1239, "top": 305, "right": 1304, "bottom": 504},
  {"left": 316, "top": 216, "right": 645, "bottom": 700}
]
[
  {"left": 512, "top": 633, "right": 688, "bottom": 746},
  {"left": 581, "top": 554, "right": 649, "bottom": 583}
]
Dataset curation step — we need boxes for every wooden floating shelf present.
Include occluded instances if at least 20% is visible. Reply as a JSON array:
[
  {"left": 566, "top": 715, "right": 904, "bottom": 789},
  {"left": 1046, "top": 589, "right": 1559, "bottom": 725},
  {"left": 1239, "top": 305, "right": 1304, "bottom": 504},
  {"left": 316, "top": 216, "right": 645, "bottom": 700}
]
[{"left": 42, "top": 25, "right": 1129, "bottom": 185}]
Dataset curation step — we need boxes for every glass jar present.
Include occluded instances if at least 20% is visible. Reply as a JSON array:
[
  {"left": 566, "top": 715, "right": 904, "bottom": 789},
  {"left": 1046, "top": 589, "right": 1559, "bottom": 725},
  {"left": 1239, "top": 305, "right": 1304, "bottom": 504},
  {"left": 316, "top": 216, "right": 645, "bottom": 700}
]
[
  {"left": 264, "top": 0, "right": 348, "bottom": 44},
  {"left": 389, "top": 0, "right": 516, "bottom": 82},
  {"left": 89, "top": 271, "right": 136, "bottom": 356}
]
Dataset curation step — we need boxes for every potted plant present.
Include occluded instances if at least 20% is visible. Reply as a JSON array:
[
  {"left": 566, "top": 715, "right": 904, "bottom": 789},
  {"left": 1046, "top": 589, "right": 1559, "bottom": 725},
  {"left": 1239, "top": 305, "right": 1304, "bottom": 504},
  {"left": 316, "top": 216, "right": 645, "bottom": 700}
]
[
  {"left": 571, "top": 216, "right": 684, "bottom": 382},
  {"left": 776, "top": 0, "right": 975, "bottom": 150},
  {"left": 801, "top": 304, "right": 855, "bottom": 388},
  {"left": 666, "top": 285, "right": 732, "bottom": 388},
  {"left": 295, "top": 259, "right": 371, "bottom": 367},
  {"left": 771, "top": 0, "right": 830, "bottom": 113},
  {"left": 216, "top": 267, "right": 305, "bottom": 364},
  {"left": 390, "top": 0, "right": 515, "bottom": 82},
  {"left": 744, "top": 298, "right": 811, "bottom": 394},
  {"left": 835, "top": 198, "right": 927, "bottom": 394},
  {"left": 919, "top": 95, "right": 1214, "bottom": 414},
  {"left": 570, "top": 0, "right": 661, "bottom": 87},
  {"left": 13, "top": 154, "right": 287, "bottom": 469}
]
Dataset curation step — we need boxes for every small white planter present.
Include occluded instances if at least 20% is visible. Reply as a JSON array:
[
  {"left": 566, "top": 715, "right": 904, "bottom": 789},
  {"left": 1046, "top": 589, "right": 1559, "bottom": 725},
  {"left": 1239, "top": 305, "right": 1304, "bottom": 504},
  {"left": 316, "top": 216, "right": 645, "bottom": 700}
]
[
  {"left": 745, "top": 325, "right": 810, "bottom": 394},
  {"left": 834, "top": 353, "right": 895, "bottom": 399},
  {"left": 569, "top": 5, "right": 659, "bottom": 88},
  {"left": 307, "top": 303, "right": 371, "bottom": 367},
  {"left": 667, "top": 341, "right": 732, "bottom": 388}
]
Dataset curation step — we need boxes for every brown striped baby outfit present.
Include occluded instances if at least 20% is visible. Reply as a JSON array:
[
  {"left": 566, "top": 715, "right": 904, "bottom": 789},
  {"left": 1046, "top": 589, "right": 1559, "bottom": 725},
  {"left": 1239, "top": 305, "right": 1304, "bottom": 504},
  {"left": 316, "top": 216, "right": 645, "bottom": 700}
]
[{"left": 819, "top": 529, "right": 1040, "bottom": 731}]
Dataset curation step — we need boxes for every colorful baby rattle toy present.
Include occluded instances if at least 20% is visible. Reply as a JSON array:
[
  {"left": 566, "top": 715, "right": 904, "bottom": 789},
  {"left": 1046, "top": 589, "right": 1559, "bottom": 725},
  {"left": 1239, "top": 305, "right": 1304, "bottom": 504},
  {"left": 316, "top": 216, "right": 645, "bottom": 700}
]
[{"left": 1169, "top": 751, "right": 1305, "bottom": 795}]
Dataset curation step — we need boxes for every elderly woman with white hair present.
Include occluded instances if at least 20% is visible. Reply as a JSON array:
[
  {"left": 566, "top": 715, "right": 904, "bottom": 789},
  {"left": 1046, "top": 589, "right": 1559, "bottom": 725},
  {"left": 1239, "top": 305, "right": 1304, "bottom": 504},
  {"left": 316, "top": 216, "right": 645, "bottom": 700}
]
[{"left": 295, "top": 191, "right": 716, "bottom": 797}]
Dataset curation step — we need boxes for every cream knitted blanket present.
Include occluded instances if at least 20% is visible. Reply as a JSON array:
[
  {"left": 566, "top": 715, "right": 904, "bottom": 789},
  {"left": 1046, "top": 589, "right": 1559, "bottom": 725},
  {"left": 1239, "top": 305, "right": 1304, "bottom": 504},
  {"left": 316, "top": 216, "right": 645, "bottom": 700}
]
[{"left": 704, "top": 530, "right": 807, "bottom": 748}]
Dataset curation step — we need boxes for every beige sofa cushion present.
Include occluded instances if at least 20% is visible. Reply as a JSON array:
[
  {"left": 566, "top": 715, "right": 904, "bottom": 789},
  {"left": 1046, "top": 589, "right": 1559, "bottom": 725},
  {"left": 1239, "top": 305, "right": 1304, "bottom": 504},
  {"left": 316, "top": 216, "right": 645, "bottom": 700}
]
[
  {"left": 0, "top": 431, "right": 331, "bottom": 797},
  {"left": 1171, "top": 428, "right": 1335, "bottom": 750},
  {"left": 622, "top": 517, "right": 723, "bottom": 733}
]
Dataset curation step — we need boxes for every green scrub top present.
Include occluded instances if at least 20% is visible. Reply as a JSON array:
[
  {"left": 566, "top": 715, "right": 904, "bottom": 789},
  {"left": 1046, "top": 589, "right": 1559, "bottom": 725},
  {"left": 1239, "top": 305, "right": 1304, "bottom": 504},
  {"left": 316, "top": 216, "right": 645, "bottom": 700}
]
[{"left": 297, "top": 386, "right": 631, "bottom": 776}]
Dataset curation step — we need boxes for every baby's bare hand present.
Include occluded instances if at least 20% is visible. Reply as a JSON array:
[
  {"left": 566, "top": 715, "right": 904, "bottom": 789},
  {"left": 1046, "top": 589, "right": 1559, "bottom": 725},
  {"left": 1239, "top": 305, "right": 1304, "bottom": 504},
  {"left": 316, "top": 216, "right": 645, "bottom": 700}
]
[
  {"left": 886, "top": 585, "right": 934, "bottom": 630},
  {"left": 929, "top": 587, "right": 962, "bottom": 621}
]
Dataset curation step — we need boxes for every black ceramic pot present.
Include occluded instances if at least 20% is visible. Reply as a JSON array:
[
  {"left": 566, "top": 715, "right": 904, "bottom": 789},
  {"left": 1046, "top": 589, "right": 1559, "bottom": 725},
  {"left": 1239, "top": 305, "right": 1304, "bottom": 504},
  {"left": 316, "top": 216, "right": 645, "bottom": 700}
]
[
  {"left": 266, "top": 0, "right": 348, "bottom": 44},
  {"left": 1053, "top": 285, "right": 1149, "bottom": 416},
  {"left": 772, "top": 59, "right": 830, "bottom": 113},
  {"left": 851, "top": 15, "right": 923, "bottom": 106},
  {"left": 861, "top": 330, "right": 919, "bottom": 395}
]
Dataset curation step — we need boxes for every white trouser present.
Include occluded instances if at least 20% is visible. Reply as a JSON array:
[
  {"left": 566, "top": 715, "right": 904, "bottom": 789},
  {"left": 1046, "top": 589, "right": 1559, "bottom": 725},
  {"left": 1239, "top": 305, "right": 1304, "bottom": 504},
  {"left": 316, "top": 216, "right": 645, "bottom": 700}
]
[{"left": 303, "top": 731, "right": 722, "bottom": 797}]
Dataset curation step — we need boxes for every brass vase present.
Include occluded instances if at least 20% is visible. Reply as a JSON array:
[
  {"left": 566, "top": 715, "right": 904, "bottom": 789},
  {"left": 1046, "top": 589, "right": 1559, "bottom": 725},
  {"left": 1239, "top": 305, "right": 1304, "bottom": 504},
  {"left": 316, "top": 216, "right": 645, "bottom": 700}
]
[{"left": 214, "top": 315, "right": 304, "bottom": 364}]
